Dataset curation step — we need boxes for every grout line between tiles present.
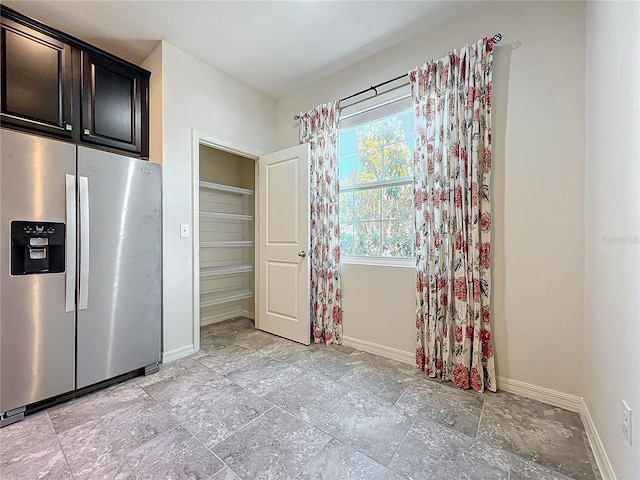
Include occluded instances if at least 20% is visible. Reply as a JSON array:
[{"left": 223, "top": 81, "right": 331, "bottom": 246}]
[
  {"left": 392, "top": 384, "right": 411, "bottom": 409},
  {"left": 56, "top": 393, "right": 183, "bottom": 479},
  {"left": 315, "top": 433, "right": 410, "bottom": 480},
  {"left": 332, "top": 365, "right": 355, "bottom": 383},
  {"left": 476, "top": 395, "right": 485, "bottom": 438},
  {"left": 186, "top": 426, "right": 245, "bottom": 480},
  {"left": 47, "top": 411, "right": 77, "bottom": 480},
  {"left": 148, "top": 389, "right": 250, "bottom": 480},
  {"left": 207, "top": 405, "right": 277, "bottom": 451},
  {"left": 387, "top": 413, "right": 417, "bottom": 470},
  {"left": 305, "top": 392, "right": 412, "bottom": 474},
  {"left": 393, "top": 386, "right": 408, "bottom": 408},
  {"left": 268, "top": 404, "right": 384, "bottom": 479}
]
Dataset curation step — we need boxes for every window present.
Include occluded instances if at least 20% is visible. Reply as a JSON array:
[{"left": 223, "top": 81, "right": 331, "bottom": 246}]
[{"left": 339, "top": 106, "right": 414, "bottom": 259}]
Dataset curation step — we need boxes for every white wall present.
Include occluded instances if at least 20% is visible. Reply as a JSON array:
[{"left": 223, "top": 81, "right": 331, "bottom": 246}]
[
  {"left": 143, "top": 41, "right": 276, "bottom": 356},
  {"left": 584, "top": 1, "right": 640, "bottom": 477},
  {"left": 276, "top": 1, "right": 586, "bottom": 396},
  {"left": 341, "top": 264, "right": 416, "bottom": 354}
]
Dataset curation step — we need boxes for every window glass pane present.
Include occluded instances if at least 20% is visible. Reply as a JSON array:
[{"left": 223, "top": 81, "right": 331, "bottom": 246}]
[
  {"left": 339, "top": 191, "right": 354, "bottom": 222},
  {"left": 341, "top": 223, "right": 355, "bottom": 256},
  {"left": 381, "top": 184, "right": 412, "bottom": 220},
  {"left": 404, "top": 139, "right": 415, "bottom": 157},
  {"left": 355, "top": 141, "right": 383, "bottom": 183},
  {"left": 354, "top": 188, "right": 380, "bottom": 222},
  {"left": 356, "top": 121, "right": 385, "bottom": 146},
  {"left": 381, "top": 117, "right": 405, "bottom": 146},
  {"left": 355, "top": 222, "right": 381, "bottom": 256},
  {"left": 383, "top": 140, "right": 413, "bottom": 180},
  {"left": 339, "top": 153, "right": 357, "bottom": 186},
  {"left": 381, "top": 220, "right": 414, "bottom": 257},
  {"left": 397, "top": 110, "right": 414, "bottom": 140},
  {"left": 341, "top": 111, "right": 415, "bottom": 186},
  {"left": 340, "top": 128, "right": 357, "bottom": 155},
  {"left": 338, "top": 104, "right": 416, "bottom": 259}
]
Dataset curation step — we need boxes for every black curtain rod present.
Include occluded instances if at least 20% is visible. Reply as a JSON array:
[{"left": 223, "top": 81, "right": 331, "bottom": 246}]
[
  {"left": 294, "top": 33, "right": 502, "bottom": 121},
  {"left": 293, "top": 74, "right": 405, "bottom": 120},
  {"left": 340, "top": 73, "right": 408, "bottom": 103}
]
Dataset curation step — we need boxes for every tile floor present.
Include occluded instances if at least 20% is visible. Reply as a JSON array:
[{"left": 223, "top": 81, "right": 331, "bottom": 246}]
[{"left": 0, "top": 317, "right": 600, "bottom": 480}]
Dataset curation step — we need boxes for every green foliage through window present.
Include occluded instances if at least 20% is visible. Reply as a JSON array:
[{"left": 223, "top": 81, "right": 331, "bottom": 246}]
[{"left": 339, "top": 110, "right": 415, "bottom": 258}]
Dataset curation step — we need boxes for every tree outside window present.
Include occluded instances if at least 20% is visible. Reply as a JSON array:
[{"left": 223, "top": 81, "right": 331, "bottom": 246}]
[{"left": 339, "top": 110, "right": 414, "bottom": 258}]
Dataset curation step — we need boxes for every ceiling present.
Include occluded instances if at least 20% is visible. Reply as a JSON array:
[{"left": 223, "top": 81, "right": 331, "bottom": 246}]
[{"left": 4, "top": 1, "right": 479, "bottom": 99}]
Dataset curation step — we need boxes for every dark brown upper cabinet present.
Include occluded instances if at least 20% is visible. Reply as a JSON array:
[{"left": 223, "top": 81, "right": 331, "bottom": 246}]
[
  {"left": 0, "top": 6, "right": 150, "bottom": 158},
  {"left": 0, "top": 17, "right": 74, "bottom": 138},
  {"left": 81, "top": 52, "right": 143, "bottom": 154}
]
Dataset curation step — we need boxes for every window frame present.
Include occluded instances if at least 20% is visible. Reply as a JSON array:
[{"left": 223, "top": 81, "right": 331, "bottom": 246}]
[{"left": 338, "top": 98, "right": 415, "bottom": 263}]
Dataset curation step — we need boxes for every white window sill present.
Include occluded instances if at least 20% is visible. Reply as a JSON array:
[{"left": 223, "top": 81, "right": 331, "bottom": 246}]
[{"left": 340, "top": 256, "right": 415, "bottom": 267}]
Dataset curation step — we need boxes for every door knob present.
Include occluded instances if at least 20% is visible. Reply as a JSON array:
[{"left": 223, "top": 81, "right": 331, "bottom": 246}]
[{"left": 298, "top": 251, "right": 307, "bottom": 258}]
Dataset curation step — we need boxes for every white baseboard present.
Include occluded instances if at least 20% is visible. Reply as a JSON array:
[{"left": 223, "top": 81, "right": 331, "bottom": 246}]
[
  {"left": 497, "top": 376, "right": 582, "bottom": 413},
  {"left": 340, "top": 336, "right": 583, "bottom": 414},
  {"left": 580, "top": 399, "right": 616, "bottom": 480},
  {"left": 200, "top": 310, "right": 242, "bottom": 327},
  {"left": 200, "top": 310, "right": 255, "bottom": 327},
  {"left": 161, "top": 344, "right": 194, "bottom": 364},
  {"left": 342, "top": 336, "right": 414, "bottom": 365}
]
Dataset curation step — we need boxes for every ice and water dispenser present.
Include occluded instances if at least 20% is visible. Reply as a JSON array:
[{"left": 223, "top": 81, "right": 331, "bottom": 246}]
[{"left": 10, "top": 221, "right": 65, "bottom": 275}]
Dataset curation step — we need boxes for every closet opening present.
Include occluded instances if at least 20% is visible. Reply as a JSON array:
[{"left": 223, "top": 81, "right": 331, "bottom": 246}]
[{"left": 192, "top": 132, "right": 259, "bottom": 353}]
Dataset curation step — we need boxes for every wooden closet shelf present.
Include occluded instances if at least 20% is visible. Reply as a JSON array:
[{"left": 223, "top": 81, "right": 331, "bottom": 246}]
[
  {"left": 201, "top": 288, "right": 253, "bottom": 307},
  {"left": 200, "top": 241, "right": 253, "bottom": 248},
  {"left": 200, "top": 211, "right": 253, "bottom": 221},
  {"left": 199, "top": 181, "right": 254, "bottom": 196},
  {"left": 200, "top": 265, "right": 253, "bottom": 277}
]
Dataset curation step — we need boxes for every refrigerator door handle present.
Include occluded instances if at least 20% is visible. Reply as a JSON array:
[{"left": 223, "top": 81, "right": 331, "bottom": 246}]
[
  {"left": 65, "top": 174, "right": 77, "bottom": 312},
  {"left": 79, "top": 176, "right": 90, "bottom": 310}
]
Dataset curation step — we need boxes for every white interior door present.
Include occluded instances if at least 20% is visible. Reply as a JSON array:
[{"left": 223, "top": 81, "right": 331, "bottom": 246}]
[{"left": 257, "top": 144, "right": 310, "bottom": 345}]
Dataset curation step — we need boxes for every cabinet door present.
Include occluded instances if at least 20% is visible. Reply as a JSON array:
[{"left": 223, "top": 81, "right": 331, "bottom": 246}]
[
  {"left": 81, "top": 51, "right": 144, "bottom": 154},
  {"left": 0, "top": 18, "right": 73, "bottom": 138}
]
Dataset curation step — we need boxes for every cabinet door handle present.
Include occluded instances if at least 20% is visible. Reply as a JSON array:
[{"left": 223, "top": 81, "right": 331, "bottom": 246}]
[{"left": 83, "top": 128, "right": 90, "bottom": 135}]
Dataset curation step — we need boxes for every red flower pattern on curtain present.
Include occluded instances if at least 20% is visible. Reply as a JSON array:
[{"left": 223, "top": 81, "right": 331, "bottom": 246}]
[
  {"left": 411, "top": 38, "right": 496, "bottom": 392},
  {"left": 299, "top": 101, "right": 343, "bottom": 344}
]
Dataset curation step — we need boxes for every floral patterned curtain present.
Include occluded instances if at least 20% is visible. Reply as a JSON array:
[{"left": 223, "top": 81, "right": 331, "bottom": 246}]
[
  {"left": 411, "top": 38, "right": 496, "bottom": 392},
  {"left": 299, "top": 101, "right": 343, "bottom": 345}
]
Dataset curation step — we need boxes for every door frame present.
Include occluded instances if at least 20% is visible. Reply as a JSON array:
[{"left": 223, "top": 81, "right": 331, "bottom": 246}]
[{"left": 190, "top": 130, "right": 263, "bottom": 353}]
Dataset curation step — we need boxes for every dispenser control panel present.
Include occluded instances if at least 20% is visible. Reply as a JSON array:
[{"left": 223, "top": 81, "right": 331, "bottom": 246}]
[
  {"left": 10, "top": 221, "right": 66, "bottom": 275},
  {"left": 22, "top": 224, "right": 58, "bottom": 236}
]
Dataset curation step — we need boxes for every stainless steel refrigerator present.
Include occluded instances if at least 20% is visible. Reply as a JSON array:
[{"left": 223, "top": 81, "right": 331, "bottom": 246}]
[{"left": 0, "top": 128, "right": 161, "bottom": 426}]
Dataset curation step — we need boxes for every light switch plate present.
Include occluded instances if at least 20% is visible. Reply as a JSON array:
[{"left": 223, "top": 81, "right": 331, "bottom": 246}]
[{"left": 180, "top": 224, "right": 190, "bottom": 238}]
